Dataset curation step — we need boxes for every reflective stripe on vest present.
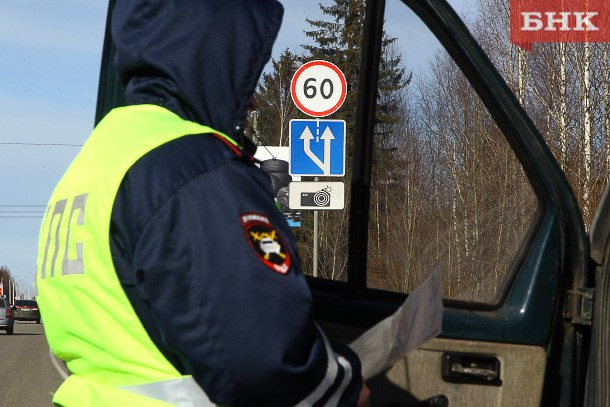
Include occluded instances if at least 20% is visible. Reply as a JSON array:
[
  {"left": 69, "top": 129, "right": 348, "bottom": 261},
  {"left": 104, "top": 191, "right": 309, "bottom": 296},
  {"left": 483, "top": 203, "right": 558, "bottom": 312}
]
[
  {"left": 295, "top": 326, "right": 353, "bottom": 407},
  {"left": 120, "top": 377, "right": 216, "bottom": 407},
  {"left": 119, "top": 329, "right": 347, "bottom": 407},
  {"left": 36, "top": 105, "right": 228, "bottom": 406}
]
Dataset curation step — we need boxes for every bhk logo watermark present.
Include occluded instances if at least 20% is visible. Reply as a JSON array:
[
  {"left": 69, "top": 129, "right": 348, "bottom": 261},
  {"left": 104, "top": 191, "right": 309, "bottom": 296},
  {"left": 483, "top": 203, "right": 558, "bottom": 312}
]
[{"left": 510, "top": 0, "right": 610, "bottom": 50}]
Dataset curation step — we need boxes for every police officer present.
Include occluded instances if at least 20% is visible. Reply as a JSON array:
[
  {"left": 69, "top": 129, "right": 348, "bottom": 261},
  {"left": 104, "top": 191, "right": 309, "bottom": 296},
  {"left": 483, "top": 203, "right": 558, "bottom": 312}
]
[{"left": 36, "top": 0, "right": 370, "bottom": 406}]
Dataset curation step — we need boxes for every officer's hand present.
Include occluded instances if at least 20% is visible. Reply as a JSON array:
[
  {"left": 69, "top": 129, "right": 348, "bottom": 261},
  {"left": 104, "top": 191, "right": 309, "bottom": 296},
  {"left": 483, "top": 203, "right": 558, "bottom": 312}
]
[{"left": 357, "top": 379, "right": 371, "bottom": 407}]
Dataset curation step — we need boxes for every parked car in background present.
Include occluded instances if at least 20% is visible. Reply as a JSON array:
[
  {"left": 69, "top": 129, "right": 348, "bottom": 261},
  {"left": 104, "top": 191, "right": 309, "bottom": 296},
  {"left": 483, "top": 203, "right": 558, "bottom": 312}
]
[
  {"left": 0, "top": 296, "right": 14, "bottom": 334},
  {"left": 13, "top": 299, "right": 41, "bottom": 324}
]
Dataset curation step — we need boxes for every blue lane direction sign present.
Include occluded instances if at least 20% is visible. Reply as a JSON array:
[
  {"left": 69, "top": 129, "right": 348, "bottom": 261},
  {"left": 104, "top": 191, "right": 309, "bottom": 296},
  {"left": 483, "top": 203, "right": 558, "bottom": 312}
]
[{"left": 289, "top": 119, "right": 346, "bottom": 177}]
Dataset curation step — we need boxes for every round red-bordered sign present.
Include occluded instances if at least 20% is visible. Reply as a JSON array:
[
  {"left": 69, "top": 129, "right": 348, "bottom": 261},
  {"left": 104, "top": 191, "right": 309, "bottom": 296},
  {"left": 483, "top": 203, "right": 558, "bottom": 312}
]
[{"left": 291, "top": 60, "right": 347, "bottom": 117}]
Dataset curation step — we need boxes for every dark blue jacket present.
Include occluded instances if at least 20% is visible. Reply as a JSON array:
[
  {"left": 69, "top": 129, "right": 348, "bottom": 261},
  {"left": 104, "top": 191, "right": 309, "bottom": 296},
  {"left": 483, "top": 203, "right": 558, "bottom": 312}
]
[{"left": 108, "top": 0, "right": 363, "bottom": 405}]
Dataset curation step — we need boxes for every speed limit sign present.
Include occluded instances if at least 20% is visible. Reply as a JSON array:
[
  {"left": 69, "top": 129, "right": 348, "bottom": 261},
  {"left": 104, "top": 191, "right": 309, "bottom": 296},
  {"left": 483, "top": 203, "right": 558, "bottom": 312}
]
[{"left": 291, "top": 60, "right": 347, "bottom": 117}]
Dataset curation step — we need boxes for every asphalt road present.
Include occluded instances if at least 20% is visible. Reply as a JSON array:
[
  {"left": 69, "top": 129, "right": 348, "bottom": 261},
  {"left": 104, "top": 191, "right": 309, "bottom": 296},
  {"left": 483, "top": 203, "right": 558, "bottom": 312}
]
[{"left": 0, "top": 321, "right": 65, "bottom": 406}]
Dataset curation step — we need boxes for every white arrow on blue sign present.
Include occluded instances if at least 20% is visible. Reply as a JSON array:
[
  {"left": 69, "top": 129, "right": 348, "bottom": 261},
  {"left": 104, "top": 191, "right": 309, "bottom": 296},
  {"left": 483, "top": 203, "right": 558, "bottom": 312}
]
[{"left": 289, "top": 119, "right": 346, "bottom": 177}]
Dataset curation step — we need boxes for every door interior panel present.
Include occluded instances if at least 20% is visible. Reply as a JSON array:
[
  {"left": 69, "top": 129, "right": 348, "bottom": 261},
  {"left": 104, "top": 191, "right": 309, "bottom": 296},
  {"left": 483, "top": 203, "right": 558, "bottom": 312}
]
[
  {"left": 371, "top": 338, "right": 546, "bottom": 407},
  {"left": 320, "top": 322, "right": 547, "bottom": 406}
]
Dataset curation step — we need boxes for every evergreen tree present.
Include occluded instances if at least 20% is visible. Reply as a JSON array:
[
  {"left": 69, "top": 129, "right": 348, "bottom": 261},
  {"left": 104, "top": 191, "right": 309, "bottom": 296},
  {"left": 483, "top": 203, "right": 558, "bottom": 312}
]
[
  {"left": 301, "top": 0, "right": 410, "bottom": 280},
  {"left": 254, "top": 0, "right": 411, "bottom": 281},
  {"left": 303, "top": 0, "right": 365, "bottom": 148},
  {"left": 303, "top": 0, "right": 410, "bottom": 156},
  {"left": 255, "top": 49, "right": 300, "bottom": 146}
]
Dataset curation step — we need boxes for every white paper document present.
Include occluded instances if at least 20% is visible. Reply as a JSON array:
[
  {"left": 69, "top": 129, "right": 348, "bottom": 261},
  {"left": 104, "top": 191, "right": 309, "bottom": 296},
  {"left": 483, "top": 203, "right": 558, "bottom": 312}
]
[{"left": 349, "top": 267, "right": 443, "bottom": 379}]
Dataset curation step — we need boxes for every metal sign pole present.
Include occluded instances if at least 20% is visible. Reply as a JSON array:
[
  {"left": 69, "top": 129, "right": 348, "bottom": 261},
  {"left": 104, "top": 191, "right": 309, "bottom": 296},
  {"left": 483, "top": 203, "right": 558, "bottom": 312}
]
[{"left": 313, "top": 176, "right": 319, "bottom": 277}]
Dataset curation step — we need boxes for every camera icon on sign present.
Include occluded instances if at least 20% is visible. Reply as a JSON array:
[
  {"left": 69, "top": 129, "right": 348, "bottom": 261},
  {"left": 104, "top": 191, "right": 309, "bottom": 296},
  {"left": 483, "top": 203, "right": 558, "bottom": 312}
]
[{"left": 301, "top": 187, "right": 332, "bottom": 207}]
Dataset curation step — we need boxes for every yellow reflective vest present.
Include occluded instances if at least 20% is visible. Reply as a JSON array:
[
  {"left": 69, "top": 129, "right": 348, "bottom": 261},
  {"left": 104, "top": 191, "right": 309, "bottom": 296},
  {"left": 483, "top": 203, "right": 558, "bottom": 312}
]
[{"left": 36, "top": 105, "right": 227, "bottom": 406}]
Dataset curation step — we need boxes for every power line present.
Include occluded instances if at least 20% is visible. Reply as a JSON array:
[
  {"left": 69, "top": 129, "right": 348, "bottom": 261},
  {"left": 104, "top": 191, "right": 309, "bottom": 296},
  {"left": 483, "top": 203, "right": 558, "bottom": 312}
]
[
  {"left": 0, "top": 216, "right": 43, "bottom": 219},
  {"left": 0, "top": 142, "right": 82, "bottom": 147},
  {"left": 0, "top": 206, "right": 45, "bottom": 219},
  {"left": 0, "top": 205, "right": 46, "bottom": 207},
  {"left": 0, "top": 211, "right": 45, "bottom": 213}
]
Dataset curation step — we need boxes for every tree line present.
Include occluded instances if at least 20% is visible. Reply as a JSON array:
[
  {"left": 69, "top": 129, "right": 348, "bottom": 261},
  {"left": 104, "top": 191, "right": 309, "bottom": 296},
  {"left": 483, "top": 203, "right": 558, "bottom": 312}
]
[
  {"left": 254, "top": 0, "right": 609, "bottom": 303},
  {"left": 0, "top": 265, "right": 20, "bottom": 304}
]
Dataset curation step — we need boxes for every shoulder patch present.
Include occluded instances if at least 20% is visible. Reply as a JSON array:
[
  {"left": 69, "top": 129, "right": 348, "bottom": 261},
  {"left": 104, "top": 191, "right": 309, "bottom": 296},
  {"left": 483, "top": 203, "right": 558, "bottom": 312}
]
[{"left": 241, "top": 213, "right": 291, "bottom": 274}]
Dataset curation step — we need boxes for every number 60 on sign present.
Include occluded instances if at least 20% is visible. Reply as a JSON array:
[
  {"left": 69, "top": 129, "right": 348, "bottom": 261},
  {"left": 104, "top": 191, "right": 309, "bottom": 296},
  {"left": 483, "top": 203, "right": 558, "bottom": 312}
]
[{"left": 291, "top": 60, "right": 347, "bottom": 118}]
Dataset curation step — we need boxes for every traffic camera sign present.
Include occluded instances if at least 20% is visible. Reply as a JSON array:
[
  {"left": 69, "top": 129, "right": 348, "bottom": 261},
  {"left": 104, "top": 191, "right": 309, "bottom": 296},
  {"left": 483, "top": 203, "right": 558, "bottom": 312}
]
[
  {"left": 289, "top": 119, "right": 346, "bottom": 176},
  {"left": 289, "top": 182, "right": 345, "bottom": 210},
  {"left": 291, "top": 60, "right": 347, "bottom": 117}
]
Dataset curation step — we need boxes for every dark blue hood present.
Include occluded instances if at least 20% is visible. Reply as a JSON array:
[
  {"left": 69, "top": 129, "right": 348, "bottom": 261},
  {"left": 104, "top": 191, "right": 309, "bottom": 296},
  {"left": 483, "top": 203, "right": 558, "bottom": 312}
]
[{"left": 111, "top": 0, "right": 283, "bottom": 139}]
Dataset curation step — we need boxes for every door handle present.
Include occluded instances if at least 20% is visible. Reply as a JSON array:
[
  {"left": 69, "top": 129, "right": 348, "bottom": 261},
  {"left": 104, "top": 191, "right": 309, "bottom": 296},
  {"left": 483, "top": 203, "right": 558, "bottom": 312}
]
[
  {"left": 450, "top": 363, "right": 499, "bottom": 381},
  {"left": 442, "top": 352, "right": 502, "bottom": 386}
]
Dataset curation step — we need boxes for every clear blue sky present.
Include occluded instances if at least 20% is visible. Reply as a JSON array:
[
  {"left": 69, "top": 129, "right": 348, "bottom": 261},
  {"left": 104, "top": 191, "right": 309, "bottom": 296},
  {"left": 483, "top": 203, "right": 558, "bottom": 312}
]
[
  {"left": 0, "top": 1, "right": 108, "bottom": 287},
  {"left": 0, "top": 0, "right": 468, "bottom": 290}
]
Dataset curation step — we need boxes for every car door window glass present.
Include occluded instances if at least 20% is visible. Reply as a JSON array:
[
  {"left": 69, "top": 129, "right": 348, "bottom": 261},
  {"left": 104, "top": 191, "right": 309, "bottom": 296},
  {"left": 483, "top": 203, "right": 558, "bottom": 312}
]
[
  {"left": 255, "top": 0, "right": 538, "bottom": 303},
  {"left": 365, "top": 0, "right": 538, "bottom": 303}
]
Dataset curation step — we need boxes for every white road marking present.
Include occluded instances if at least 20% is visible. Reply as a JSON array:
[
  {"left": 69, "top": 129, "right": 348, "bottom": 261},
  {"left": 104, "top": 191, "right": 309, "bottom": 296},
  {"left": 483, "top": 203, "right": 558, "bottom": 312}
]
[{"left": 49, "top": 347, "right": 70, "bottom": 380}]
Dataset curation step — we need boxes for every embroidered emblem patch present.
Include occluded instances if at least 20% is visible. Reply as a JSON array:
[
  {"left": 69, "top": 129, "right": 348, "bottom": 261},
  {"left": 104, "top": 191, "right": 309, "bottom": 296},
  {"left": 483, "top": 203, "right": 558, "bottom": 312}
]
[{"left": 241, "top": 213, "right": 291, "bottom": 274}]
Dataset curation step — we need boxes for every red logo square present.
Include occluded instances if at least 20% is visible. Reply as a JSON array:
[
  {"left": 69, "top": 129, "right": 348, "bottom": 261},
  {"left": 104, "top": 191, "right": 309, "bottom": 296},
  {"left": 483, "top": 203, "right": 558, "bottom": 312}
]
[{"left": 510, "top": 0, "right": 610, "bottom": 50}]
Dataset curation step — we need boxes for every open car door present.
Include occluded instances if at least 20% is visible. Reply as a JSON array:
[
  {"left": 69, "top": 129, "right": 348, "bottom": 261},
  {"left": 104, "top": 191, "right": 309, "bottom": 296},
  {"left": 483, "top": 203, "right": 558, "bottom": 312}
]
[
  {"left": 96, "top": 0, "right": 605, "bottom": 405},
  {"left": 307, "top": 1, "right": 593, "bottom": 406}
]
